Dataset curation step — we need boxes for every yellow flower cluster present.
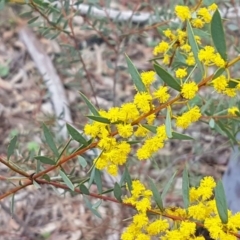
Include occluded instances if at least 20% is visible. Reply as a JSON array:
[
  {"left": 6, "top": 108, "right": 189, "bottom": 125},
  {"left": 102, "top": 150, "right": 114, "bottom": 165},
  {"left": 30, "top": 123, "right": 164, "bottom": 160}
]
[
  {"left": 121, "top": 177, "right": 240, "bottom": 240},
  {"left": 137, "top": 125, "right": 168, "bottom": 160},
  {"left": 175, "top": 68, "right": 188, "bottom": 79},
  {"left": 153, "top": 3, "right": 218, "bottom": 70},
  {"left": 211, "top": 75, "right": 240, "bottom": 97},
  {"left": 122, "top": 180, "right": 169, "bottom": 240},
  {"left": 175, "top": 4, "right": 217, "bottom": 27},
  {"left": 176, "top": 106, "right": 201, "bottom": 129},
  {"left": 83, "top": 1, "right": 238, "bottom": 177},
  {"left": 84, "top": 68, "right": 171, "bottom": 174},
  {"left": 181, "top": 82, "right": 198, "bottom": 99},
  {"left": 198, "top": 46, "right": 225, "bottom": 68}
]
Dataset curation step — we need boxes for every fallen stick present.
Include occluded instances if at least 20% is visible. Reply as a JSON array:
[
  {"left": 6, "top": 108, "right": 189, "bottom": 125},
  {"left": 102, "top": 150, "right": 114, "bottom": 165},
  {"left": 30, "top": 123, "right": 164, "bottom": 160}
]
[{"left": 19, "top": 26, "right": 72, "bottom": 139}]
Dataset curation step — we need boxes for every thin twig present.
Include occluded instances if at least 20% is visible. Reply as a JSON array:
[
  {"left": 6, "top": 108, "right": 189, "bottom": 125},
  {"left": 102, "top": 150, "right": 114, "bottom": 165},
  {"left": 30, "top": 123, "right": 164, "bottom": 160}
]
[{"left": 0, "top": 157, "right": 30, "bottom": 178}]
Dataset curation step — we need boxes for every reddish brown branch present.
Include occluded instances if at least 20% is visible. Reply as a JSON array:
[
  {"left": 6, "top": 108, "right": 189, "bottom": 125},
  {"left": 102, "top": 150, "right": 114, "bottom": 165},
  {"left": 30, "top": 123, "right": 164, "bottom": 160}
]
[
  {"left": 0, "top": 180, "right": 32, "bottom": 200},
  {"left": 0, "top": 157, "right": 30, "bottom": 178}
]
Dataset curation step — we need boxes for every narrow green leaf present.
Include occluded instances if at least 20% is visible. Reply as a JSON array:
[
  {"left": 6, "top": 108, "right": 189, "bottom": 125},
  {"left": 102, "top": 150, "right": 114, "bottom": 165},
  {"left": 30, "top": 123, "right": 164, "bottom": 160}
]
[
  {"left": 83, "top": 195, "right": 102, "bottom": 218},
  {"left": 142, "top": 124, "right": 157, "bottom": 134},
  {"left": 172, "top": 132, "right": 193, "bottom": 140},
  {"left": 56, "top": 138, "right": 71, "bottom": 164},
  {"left": 35, "top": 156, "right": 56, "bottom": 165},
  {"left": 59, "top": 170, "right": 75, "bottom": 191},
  {"left": 89, "top": 167, "right": 95, "bottom": 188},
  {"left": 211, "top": 10, "right": 227, "bottom": 60},
  {"left": 78, "top": 156, "right": 87, "bottom": 168},
  {"left": 90, "top": 207, "right": 102, "bottom": 218},
  {"left": 50, "top": 185, "right": 61, "bottom": 195},
  {"left": 213, "top": 68, "right": 225, "bottom": 80},
  {"left": 120, "top": 167, "right": 126, "bottom": 186},
  {"left": 36, "top": 156, "right": 41, "bottom": 173},
  {"left": 79, "top": 184, "right": 89, "bottom": 195},
  {"left": 216, "top": 121, "right": 237, "bottom": 144},
  {"left": 92, "top": 200, "right": 102, "bottom": 210},
  {"left": 182, "top": 168, "right": 190, "bottom": 209},
  {"left": 67, "top": 124, "right": 87, "bottom": 145},
  {"left": 215, "top": 180, "right": 228, "bottom": 224},
  {"left": 125, "top": 54, "right": 147, "bottom": 92},
  {"left": 32, "top": 0, "right": 49, "bottom": 7},
  {"left": 166, "top": 107, "right": 172, "bottom": 138},
  {"left": 28, "top": 16, "right": 39, "bottom": 24},
  {"left": 83, "top": 195, "right": 92, "bottom": 209},
  {"left": 7, "top": 135, "right": 17, "bottom": 160},
  {"left": 94, "top": 169, "right": 102, "bottom": 193},
  {"left": 79, "top": 92, "right": 100, "bottom": 116},
  {"left": 154, "top": 64, "right": 181, "bottom": 91},
  {"left": 33, "top": 180, "right": 41, "bottom": 189},
  {"left": 187, "top": 20, "right": 204, "bottom": 76},
  {"left": 113, "top": 182, "right": 122, "bottom": 202},
  {"left": 149, "top": 178, "right": 164, "bottom": 211},
  {"left": 20, "top": 11, "right": 33, "bottom": 18},
  {"left": 161, "top": 171, "right": 177, "bottom": 200},
  {"left": 228, "top": 78, "right": 240, "bottom": 88},
  {"left": 87, "top": 115, "right": 110, "bottom": 124},
  {"left": 42, "top": 124, "right": 59, "bottom": 157},
  {"left": 124, "top": 167, "right": 132, "bottom": 192},
  {"left": 101, "top": 188, "right": 115, "bottom": 195}
]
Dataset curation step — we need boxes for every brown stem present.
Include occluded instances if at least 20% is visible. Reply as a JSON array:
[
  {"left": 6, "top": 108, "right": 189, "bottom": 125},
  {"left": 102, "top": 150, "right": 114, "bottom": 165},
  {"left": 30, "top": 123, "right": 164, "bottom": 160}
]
[
  {"left": 0, "top": 157, "right": 30, "bottom": 178},
  {"left": 0, "top": 180, "right": 32, "bottom": 200}
]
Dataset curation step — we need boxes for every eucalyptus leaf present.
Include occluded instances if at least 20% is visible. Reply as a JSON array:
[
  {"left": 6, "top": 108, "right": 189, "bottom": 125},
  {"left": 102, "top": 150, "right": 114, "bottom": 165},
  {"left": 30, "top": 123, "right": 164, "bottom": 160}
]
[{"left": 79, "top": 92, "right": 100, "bottom": 116}]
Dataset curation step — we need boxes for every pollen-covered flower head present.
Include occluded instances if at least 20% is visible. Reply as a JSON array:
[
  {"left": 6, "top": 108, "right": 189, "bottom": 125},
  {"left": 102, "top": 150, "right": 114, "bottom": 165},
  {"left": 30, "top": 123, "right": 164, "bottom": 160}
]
[
  {"left": 175, "top": 5, "right": 191, "bottom": 21},
  {"left": 175, "top": 68, "right": 188, "bottom": 79},
  {"left": 140, "top": 71, "right": 156, "bottom": 87},
  {"left": 181, "top": 82, "right": 198, "bottom": 99},
  {"left": 153, "top": 41, "right": 169, "bottom": 56}
]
